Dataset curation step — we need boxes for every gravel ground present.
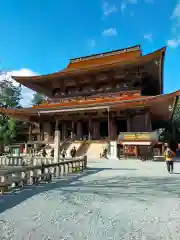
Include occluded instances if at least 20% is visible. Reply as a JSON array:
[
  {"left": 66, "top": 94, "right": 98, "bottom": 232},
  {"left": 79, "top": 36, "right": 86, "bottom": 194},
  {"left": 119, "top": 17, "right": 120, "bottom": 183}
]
[{"left": 1, "top": 159, "right": 180, "bottom": 240}]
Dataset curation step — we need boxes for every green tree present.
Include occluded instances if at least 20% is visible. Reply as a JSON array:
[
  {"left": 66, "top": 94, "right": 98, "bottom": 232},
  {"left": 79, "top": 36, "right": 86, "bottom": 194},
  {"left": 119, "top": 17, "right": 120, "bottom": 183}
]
[
  {"left": 31, "top": 92, "right": 46, "bottom": 106},
  {"left": 0, "top": 72, "right": 22, "bottom": 147}
]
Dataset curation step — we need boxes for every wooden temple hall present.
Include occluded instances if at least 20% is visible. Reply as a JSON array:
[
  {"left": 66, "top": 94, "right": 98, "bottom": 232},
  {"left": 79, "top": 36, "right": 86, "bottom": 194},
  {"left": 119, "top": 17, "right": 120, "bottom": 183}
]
[{"left": 2, "top": 44, "right": 180, "bottom": 159}]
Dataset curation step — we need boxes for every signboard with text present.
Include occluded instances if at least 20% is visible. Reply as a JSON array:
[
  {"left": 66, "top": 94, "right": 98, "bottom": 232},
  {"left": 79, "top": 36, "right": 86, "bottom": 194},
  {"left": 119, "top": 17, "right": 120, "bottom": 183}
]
[{"left": 119, "top": 132, "right": 158, "bottom": 141}]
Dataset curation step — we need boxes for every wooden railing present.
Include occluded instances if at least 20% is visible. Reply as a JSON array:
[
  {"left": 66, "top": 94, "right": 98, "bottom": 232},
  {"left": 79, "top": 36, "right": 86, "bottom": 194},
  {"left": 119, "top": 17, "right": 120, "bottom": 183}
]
[
  {"left": 59, "top": 138, "right": 72, "bottom": 154},
  {"left": 76, "top": 140, "right": 87, "bottom": 157},
  {"left": 34, "top": 94, "right": 143, "bottom": 109},
  {"left": 0, "top": 156, "right": 87, "bottom": 194},
  {"left": 47, "top": 89, "right": 140, "bottom": 103}
]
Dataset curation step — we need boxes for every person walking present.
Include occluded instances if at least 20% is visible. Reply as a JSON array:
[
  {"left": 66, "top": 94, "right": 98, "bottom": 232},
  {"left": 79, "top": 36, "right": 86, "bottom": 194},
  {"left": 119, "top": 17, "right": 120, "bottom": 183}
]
[{"left": 164, "top": 144, "right": 176, "bottom": 174}]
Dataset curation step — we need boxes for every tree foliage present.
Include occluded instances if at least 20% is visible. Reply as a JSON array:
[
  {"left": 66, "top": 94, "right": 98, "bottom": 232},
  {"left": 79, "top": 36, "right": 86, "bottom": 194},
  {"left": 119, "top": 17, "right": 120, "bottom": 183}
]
[
  {"left": 31, "top": 92, "right": 46, "bottom": 106},
  {"left": 0, "top": 72, "right": 22, "bottom": 144}
]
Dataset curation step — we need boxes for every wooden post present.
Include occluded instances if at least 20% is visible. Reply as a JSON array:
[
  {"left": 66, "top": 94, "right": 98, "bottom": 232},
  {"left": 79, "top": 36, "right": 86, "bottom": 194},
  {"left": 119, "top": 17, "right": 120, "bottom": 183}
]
[
  {"left": 77, "top": 121, "right": 83, "bottom": 140},
  {"left": 88, "top": 116, "right": 92, "bottom": 140},
  {"left": 108, "top": 108, "right": 111, "bottom": 140},
  {"left": 39, "top": 123, "right": 44, "bottom": 141},
  {"left": 62, "top": 121, "right": 68, "bottom": 140},
  {"left": 84, "top": 155, "right": 87, "bottom": 168},
  {"left": 29, "top": 123, "right": 33, "bottom": 141},
  {"left": 71, "top": 120, "right": 75, "bottom": 140}
]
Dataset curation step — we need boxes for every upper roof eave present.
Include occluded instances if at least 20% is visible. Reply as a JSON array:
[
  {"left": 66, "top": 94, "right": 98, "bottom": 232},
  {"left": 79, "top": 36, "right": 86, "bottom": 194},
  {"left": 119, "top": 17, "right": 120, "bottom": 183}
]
[{"left": 12, "top": 47, "right": 166, "bottom": 84}]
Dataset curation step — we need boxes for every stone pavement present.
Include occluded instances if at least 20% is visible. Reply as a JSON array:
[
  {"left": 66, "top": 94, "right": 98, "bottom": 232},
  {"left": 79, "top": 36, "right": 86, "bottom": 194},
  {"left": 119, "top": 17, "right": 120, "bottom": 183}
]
[{"left": 1, "top": 159, "right": 180, "bottom": 239}]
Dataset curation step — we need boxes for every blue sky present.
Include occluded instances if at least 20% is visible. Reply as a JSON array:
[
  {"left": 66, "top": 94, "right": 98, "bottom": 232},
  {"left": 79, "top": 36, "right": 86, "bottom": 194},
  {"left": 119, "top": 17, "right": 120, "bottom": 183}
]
[{"left": 0, "top": 0, "right": 180, "bottom": 105}]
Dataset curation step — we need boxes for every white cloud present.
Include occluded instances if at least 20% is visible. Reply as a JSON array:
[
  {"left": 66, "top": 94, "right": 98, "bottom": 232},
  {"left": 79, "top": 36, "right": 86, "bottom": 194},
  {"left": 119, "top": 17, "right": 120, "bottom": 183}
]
[
  {"left": 0, "top": 68, "right": 38, "bottom": 107},
  {"left": 172, "top": 3, "right": 180, "bottom": 19},
  {"left": 120, "top": 3, "right": 126, "bottom": 12},
  {"left": 168, "top": 2, "right": 180, "bottom": 49},
  {"left": 102, "top": 2, "right": 118, "bottom": 16},
  {"left": 120, "top": 0, "right": 137, "bottom": 13},
  {"left": 102, "top": 28, "right": 117, "bottom": 36},
  {"left": 167, "top": 38, "right": 180, "bottom": 48},
  {"left": 11, "top": 68, "right": 37, "bottom": 77},
  {"left": 144, "top": 33, "right": 153, "bottom": 42}
]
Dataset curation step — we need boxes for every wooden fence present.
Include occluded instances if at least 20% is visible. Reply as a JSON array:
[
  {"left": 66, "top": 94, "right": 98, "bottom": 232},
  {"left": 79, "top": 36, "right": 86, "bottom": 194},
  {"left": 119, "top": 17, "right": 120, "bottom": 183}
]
[{"left": 0, "top": 156, "right": 87, "bottom": 194}]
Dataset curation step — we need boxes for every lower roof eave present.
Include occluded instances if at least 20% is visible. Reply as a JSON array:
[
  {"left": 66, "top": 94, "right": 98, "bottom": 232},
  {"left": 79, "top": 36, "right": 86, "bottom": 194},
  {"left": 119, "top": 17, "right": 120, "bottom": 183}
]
[{"left": 1, "top": 90, "right": 179, "bottom": 119}]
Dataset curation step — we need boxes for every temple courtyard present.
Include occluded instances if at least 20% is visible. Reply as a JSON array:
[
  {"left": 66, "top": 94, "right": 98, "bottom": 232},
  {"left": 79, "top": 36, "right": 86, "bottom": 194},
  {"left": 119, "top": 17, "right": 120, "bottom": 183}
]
[{"left": 1, "top": 159, "right": 180, "bottom": 239}]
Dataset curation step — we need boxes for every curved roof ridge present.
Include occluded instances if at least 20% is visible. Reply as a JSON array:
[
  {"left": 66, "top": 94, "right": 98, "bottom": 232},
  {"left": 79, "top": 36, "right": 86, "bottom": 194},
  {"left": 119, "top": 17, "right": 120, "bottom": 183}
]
[{"left": 69, "top": 45, "right": 141, "bottom": 63}]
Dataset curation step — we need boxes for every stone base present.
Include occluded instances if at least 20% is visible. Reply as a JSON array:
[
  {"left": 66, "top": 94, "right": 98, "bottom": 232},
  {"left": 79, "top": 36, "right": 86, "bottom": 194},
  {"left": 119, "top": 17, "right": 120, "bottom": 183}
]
[{"left": 108, "top": 141, "right": 118, "bottom": 160}]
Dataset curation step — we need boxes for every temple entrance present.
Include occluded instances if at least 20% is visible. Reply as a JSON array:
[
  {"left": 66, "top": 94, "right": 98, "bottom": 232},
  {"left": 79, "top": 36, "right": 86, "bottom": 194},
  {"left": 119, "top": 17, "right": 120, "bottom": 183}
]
[
  {"left": 100, "top": 121, "right": 108, "bottom": 138},
  {"left": 117, "top": 120, "right": 127, "bottom": 134}
]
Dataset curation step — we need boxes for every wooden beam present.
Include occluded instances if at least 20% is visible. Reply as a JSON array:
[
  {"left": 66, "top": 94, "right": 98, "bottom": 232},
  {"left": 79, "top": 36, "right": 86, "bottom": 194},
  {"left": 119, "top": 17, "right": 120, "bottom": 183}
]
[
  {"left": 30, "top": 82, "right": 51, "bottom": 96},
  {"left": 52, "top": 79, "right": 61, "bottom": 88}
]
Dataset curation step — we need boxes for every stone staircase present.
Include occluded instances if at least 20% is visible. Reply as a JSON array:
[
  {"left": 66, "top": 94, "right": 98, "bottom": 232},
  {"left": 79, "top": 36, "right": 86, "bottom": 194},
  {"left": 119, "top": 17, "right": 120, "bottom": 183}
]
[
  {"left": 86, "top": 141, "right": 104, "bottom": 159},
  {"left": 76, "top": 140, "right": 90, "bottom": 157}
]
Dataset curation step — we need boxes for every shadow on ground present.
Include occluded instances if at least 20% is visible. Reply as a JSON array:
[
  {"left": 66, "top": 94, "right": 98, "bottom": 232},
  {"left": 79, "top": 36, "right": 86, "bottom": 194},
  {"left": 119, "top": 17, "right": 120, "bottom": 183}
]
[
  {"left": 0, "top": 167, "right": 137, "bottom": 214},
  {"left": 1, "top": 166, "right": 180, "bottom": 214}
]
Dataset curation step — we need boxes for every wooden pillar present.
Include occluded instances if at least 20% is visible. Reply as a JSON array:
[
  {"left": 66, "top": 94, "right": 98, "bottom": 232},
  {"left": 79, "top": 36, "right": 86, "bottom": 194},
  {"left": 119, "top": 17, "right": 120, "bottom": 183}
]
[
  {"left": 77, "top": 121, "right": 83, "bottom": 140},
  {"left": 54, "top": 120, "right": 60, "bottom": 163},
  {"left": 43, "top": 122, "right": 51, "bottom": 141},
  {"left": 92, "top": 120, "right": 100, "bottom": 140},
  {"left": 39, "top": 123, "right": 44, "bottom": 141},
  {"left": 127, "top": 118, "right": 132, "bottom": 132},
  {"left": 145, "top": 112, "right": 152, "bottom": 131},
  {"left": 110, "top": 118, "right": 117, "bottom": 140},
  {"left": 88, "top": 117, "right": 92, "bottom": 140},
  {"left": 62, "top": 122, "right": 68, "bottom": 140},
  {"left": 108, "top": 109, "right": 111, "bottom": 140},
  {"left": 71, "top": 120, "right": 75, "bottom": 140},
  {"left": 28, "top": 123, "right": 32, "bottom": 141}
]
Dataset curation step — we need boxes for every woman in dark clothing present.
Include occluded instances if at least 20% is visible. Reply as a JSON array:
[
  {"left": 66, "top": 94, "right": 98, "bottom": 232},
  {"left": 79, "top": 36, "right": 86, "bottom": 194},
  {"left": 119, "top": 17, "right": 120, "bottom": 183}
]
[
  {"left": 70, "top": 147, "right": 76, "bottom": 159},
  {"left": 50, "top": 149, "right": 54, "bottom": 157},
  {"left": 42, "top": 148, "right": 47, "bottom": 158},
  {"left": 62, "top": 149, "right": 66, "bottom": 160}
]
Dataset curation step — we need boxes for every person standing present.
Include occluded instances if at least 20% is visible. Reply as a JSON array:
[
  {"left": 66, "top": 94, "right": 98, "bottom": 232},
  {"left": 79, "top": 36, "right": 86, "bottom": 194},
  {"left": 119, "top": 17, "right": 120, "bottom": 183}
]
[
  {"left": 70, "top": 146, "right": 76, "bottom": 159},
  {"left": 164, "top": 144, "right": 176, "bottom": 173},
  {"left": 50, "top": 148, "right": 54, "bottom": 157},
  {"left": 62, "top": 148, "right": 66, "bottom": 160},
  {"left": 42, "top": 148, "right": 47, "bottom": 158}
]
